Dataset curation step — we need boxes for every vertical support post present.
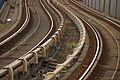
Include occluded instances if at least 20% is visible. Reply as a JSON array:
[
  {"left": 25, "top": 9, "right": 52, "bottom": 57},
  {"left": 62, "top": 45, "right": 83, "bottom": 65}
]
[
  {"left": 40, "top": 45, "right": 46, "bottom": 57},
  {"left": 18, "top": 58, "right": 27, "bottom": 72},
  {"left": 103, "top": 0, "right": 105, "bottom": 12},
  {"left": 58, "top": 29, "right": 62, "bottom": 45},
  {"left": 109, "top": 0, "right": 111, "bottom": 15},
  {"left": 29, "top": 51, "right": 39, "bottom": 77},
  {"left": 32, "top": 51, "right": 38, "bottom": 64},
  {"left": 91, "top": 0, "right": 93, "bottom": 8},
  {"left": 84, "top": 0, "right": 86, "bottom": 4},
  {"left": 55, "top": 31, "right": 60, "bottom": 43},
  {"left": 3, "top": 67, "right": 14, "bottom": 80},
  {"left": 115, "top": 0, "right": 118, "bottom": 18},
  {"left": 59, "top": 26, "right": 64, "bottom": 36},
  {"left": 51, "top": 35, "right": 57, "bottom": 46},
  {"left": 58, "top": 28, "right": 63, "bottom": 39}
]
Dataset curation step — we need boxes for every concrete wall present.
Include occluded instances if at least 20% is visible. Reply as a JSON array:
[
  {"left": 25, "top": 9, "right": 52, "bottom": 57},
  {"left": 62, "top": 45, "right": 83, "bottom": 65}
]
[{"left": 82, "top": 0, "right": 120, "bottom": 19}]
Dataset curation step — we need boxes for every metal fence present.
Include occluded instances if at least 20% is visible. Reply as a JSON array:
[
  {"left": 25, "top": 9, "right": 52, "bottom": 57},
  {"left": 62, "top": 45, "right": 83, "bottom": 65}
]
[{"left": 82, "top": 0, "right": 120, "bottom": 19}]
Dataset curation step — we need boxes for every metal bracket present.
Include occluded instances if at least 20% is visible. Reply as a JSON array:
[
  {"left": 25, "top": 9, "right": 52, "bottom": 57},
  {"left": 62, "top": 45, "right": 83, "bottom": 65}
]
[
  {"left": 40, "top": 45, "right": 46, "bottom": 57},
  {"left": 18, "top": 58, "right": 27, "bottom": 72},
  {"left": 32, "top": 51, "right": 38, "bottom": 64},
  {"left": 51, "top": 35, "right": 57, "bottom": 46},
  {"left": 3, "top": 67, "right": 14, "bottom": 80}
]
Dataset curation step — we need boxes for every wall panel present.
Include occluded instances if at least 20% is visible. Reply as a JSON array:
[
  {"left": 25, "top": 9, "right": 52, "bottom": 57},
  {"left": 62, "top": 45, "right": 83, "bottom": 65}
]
[
  {"left": 80, "top": 0, "right": 120, "bottom": 19},
  {"left": 110, "top": 0, "right": 117, "bottom": 17},
  {"left": 89, "top": 0, "right": 92, "bottom": 7},
  {"left": 117, "top": 0, "right": 120, "bottom": 19},
  {"left": 92, "top": 0, "right": 96, "bottom": 9},
  {"left": 105, "top": 0, "right": 110, "bottom": 14},
  {"left": 96, "top": 0, "right": 100, "bottom": 11},
  {"left": 86, "top": 0, "right": 89, "bottom": 6},
  {"left": 100, "top": 0, "right": 105, "bottom": 12}
]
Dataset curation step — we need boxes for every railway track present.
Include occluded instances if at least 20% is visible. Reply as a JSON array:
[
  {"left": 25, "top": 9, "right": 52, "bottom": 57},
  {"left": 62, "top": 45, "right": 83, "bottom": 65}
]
[
  {"left": 0, "top": 0, "right": 55, "bottom": 79},
  {"left": 0, "top": 0, "right": 119, "bottom": 80},
  {"left": 66, "top": 17, "right": 102, "bottom": 80},
  {"left": 58, "top": 0, "right": 120, "bottom": 80},
  {"left": 0, "top": 0, "right": 67, "bottom": 79}
]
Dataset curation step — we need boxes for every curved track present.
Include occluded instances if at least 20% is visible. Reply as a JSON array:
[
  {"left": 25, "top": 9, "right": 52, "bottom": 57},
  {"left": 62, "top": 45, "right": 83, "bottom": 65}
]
[
  {"left": 0, "top": 0, "right": 67, "bottom": 79},
  {"left": 1, "top": 0, "right": 120, "bottom": 80}
]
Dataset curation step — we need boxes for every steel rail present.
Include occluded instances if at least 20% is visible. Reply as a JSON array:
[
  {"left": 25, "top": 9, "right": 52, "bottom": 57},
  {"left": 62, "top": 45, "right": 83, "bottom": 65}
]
[
  {"left": 47, "top": 0, "right": 64, "bottom": 26},
  {"left": 20, "top": 0, "right": 54, "bottom": 58},
  {"left": 79, "top": 17, "right": 102, "bottom": 80}
]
